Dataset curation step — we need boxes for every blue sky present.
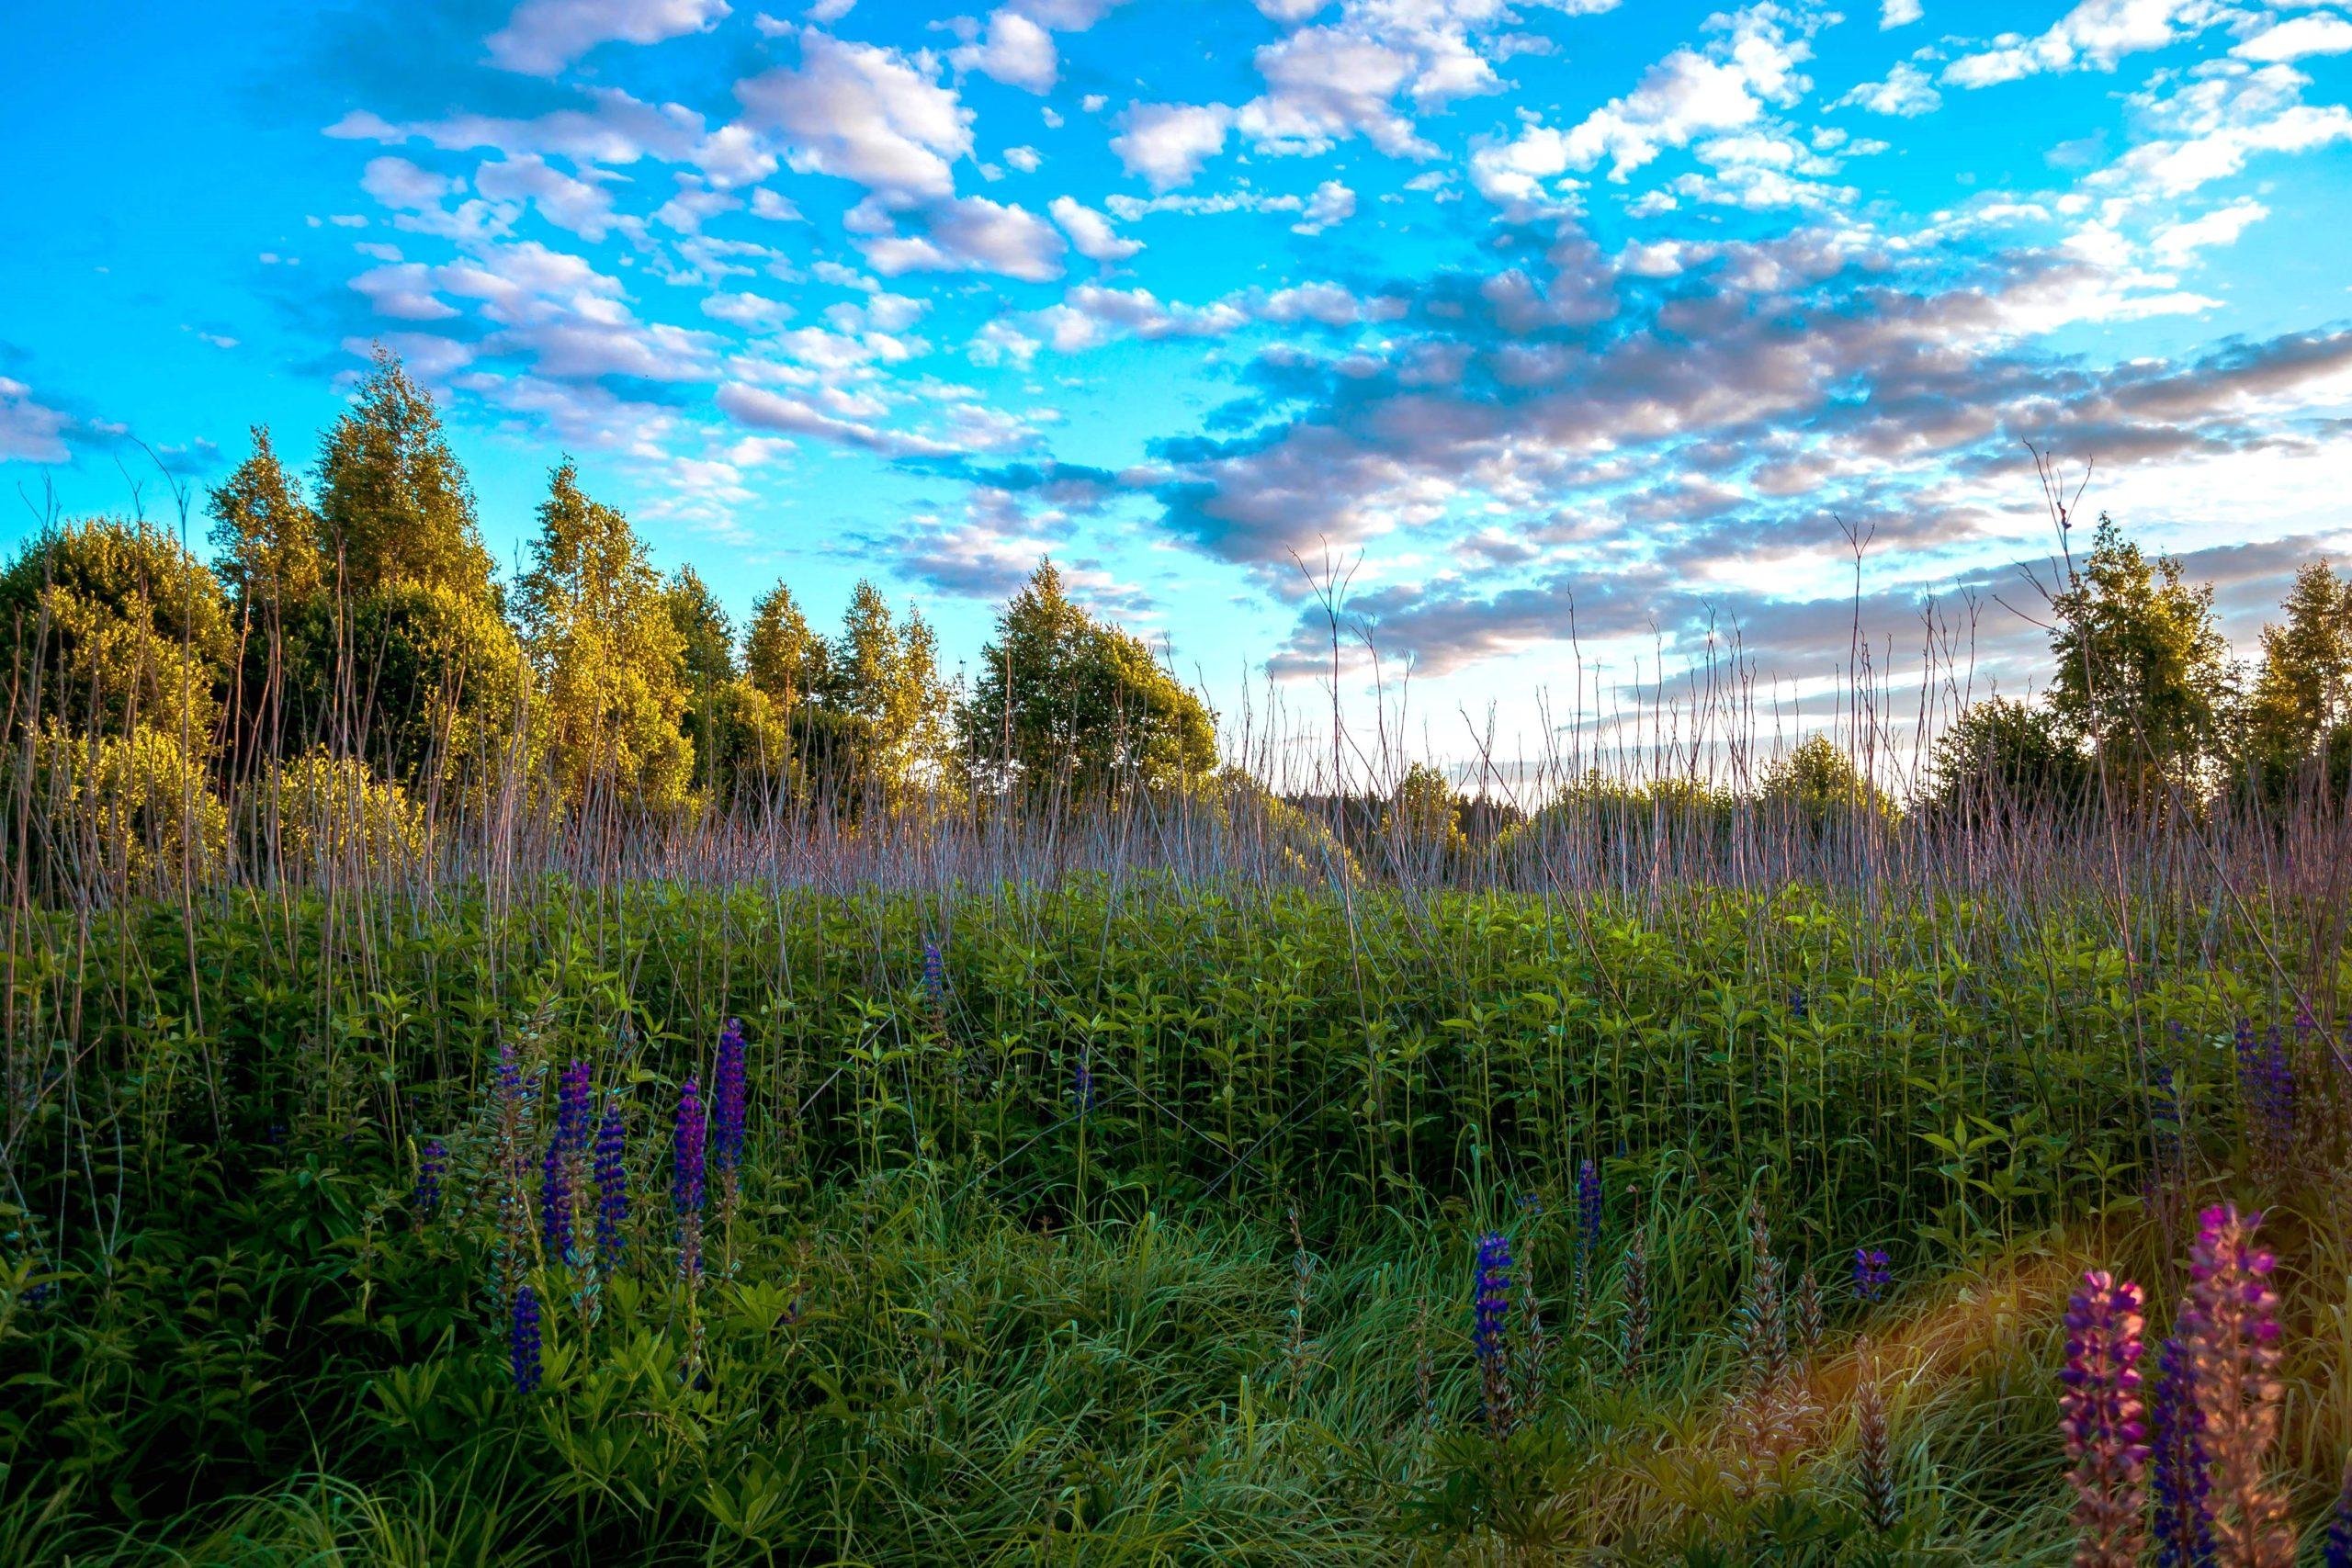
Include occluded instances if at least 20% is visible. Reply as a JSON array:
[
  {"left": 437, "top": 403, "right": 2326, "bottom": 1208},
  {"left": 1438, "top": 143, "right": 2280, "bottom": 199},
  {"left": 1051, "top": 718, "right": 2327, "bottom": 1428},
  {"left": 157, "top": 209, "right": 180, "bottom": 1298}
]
[{"left": 6, "top": 0, "right": 2352, "bottom": 773}]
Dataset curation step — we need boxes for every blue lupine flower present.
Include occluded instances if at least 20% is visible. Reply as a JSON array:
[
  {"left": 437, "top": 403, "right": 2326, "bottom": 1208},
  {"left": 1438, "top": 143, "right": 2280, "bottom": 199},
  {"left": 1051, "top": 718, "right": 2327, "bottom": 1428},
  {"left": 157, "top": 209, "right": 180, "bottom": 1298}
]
[
  {"left": 1853, "top": 1247, "right": 1892, "bottom": 1303},
  {"left": 922, "top": 939, "right": 947, "bottom": 1010},
  {"left": 1576, "top": 1159, "right": 1602, "bottom": 1259},
  {"left": 539, "top": 1136, "right": 572, "bottom": 1259},
  {"left": 594, "top": 1104, "right": 628, "bottom": 1265},
  {"left": 413, "top": 1138, "right": 445, "bottom": 1216},
  {"left": 2150, "top": 1334, "right": 2213, "bottom": 1567},
  {"left": 511, "top": 1284, "right": 543, "bottom": 1394},
  {"left": 1472, "top": 1233, "right": 1513, "bottom": 1365},
  {"left": 674, "top": 1077, "right": 706, "bottom": 1282},
  {"left": 1072, "top": 1055, "right": 1095, "bottom": 1117},
  {"left": 2324, "top": 1451, "right": 2352, "bottom": 1568},
  {"left": 554, "top": 1059, "right": 592, "bottom": 1156},
  {"left": 712, "top": 1020, "right": 748, "bottom": 1193}
]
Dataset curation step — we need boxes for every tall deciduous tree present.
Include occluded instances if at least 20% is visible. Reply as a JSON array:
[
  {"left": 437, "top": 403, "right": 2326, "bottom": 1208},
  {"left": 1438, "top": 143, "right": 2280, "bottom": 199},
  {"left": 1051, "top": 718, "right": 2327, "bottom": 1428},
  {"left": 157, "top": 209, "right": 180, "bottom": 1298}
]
[
  {"left": 2049, "top": 514, "right": 2234, "bottom": 799},
  {"left": 744, "top": 581, "right": 829, "bottom": 714},
  {"left": 208, "top": 426, "right": 322, "bottom": 616},
  {"left": 514, "top": 461, "right": 692, "bottom": 810},
  {"left": 2242, "top": 558, "right": 2352, "bottom": 799},
  {"left": 958, "top": 559, "right": 1215, "bottom": 798},
  {"left": 832, "top": 579, "right": 955, "bottom": 800},
  {"left": 315, "top": 345, "right": 494, "bottom": 598}
]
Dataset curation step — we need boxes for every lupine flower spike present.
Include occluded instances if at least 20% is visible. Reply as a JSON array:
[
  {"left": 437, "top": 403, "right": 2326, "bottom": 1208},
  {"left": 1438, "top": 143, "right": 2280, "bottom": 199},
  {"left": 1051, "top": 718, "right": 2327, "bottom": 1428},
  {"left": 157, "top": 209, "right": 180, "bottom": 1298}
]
[
  {"left": 593, "top": 1103, "right": 628, "bottom": 1267},
  {"left": 1854, "top": 1247, "right": 1891, "bottom": 1304},
  {"left": 1471, "top": 1232, "right": 1514, "bottom": 1439},
  {"left": 413, "top": 1138, "right": 444, "bottom": 1224},
  {"left": 712, "top": 1021, "right": 748, "bottom": 1240},
  {"left": 1854, "top": 1337, "right": 1897, "bottom": 1536},
  {"left": 2149, "top": 1334, "right": 2212, "bottom": 1568},
  {"left": 1621, "top": 1228, "right": 1649, "bottom": 1382},
  {"left": 673, "top": 1077, "right": 707, "bottom": 1286},
  {"left": 2323, "top": 1450, "right": 2352, "bottom": 1568},
  {"left": 2179, "top": 1204, "right": 2293, "bottom": 1566},
  {"left": 1574, "top": 1158, "right": 1601, "bottom": 1328},
  {"left": 511, "top": 1283, "right": 543, "bottom": 1394},
  {"left": 1740, "top": 1200, "right": 1788, "bottom": 1387},
  {"left": 2059, "top": 1269, "right": 2148, "bottom": 1568},
  {"left": 1794, "top": 1268, "right": 1824, "bottom": 1352}
]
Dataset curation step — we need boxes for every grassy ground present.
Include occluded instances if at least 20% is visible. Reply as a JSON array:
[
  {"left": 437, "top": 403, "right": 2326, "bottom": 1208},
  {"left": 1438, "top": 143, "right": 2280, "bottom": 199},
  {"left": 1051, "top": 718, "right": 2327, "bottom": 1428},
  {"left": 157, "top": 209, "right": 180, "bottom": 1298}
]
[{"left": 3, "top": 874, "right": 2346, "bottom": 1562}]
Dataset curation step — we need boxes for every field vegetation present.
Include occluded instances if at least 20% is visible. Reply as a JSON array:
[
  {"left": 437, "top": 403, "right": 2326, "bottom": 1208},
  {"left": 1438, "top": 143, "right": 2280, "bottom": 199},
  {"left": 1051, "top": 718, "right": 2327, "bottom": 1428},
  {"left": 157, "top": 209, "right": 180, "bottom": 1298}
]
[{"left": 5, "top": 351, "right": 2352, "bottom": 1562}]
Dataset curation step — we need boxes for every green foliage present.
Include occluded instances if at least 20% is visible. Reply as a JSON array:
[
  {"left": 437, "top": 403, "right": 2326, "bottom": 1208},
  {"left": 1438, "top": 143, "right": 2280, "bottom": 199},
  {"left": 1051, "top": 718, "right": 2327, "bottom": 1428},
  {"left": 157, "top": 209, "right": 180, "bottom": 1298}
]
[
  {"left": 315, "top": 346, "right": 494, "bottom": 599},
  {"left": 19, "top": 723, "right": 228, "bottom": 886},
  {"left": 2049, "top": 514, "right": 2235, "bottom": 799},
  {"left": 263, "top": 749, "right": 431, "bottom": 870},
  {"left": 829, "top": 579, "right": 956, "bottom": 803},
  {"left": 207, "top": 426, "right": 324, "bottom": 616},
  {"left": 0, "top": 516, "right": 234, "bottom": 746},
  {"left": 959, "top": 558, "right": 1216, "bottom": 799},
  {"left": 1921, "top": 696, "right": 2094, "bottom": 819},
  {"left": 1380, "top": 761, "right": 1469, "bottom": 857},
  {"left": 2240, "top": 559, "right": 2352, "bottom": 799},
  {"left": 4, "top": 874, "right": 2344, "bottom": 1562},
  {"left": 514, "top": 462, "right": 693, "bottom": 811},
  {"left": 741, "top": 581, "right": 828, "bottom": 715},
  {"left": 1758, "top": 736, "right": 1895, "bottom": 825}
]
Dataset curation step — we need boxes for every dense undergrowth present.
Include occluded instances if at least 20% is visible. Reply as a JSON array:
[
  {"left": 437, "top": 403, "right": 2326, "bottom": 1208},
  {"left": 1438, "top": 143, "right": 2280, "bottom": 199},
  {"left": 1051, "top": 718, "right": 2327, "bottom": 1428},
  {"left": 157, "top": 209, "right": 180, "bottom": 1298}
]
[{"left": 5, "top": 876, "right": 2349, "bottom": 1562}]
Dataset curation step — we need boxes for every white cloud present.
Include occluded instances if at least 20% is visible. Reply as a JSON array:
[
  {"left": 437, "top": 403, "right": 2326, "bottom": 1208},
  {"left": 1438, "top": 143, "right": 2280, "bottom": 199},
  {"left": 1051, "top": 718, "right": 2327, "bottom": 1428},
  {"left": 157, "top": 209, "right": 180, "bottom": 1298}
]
[
  {"left": 475, "top": 155, "right": 621, "bottom": 239},
  {"left": 1049, "top": 195, "right": 1143, "bottom": 260},
  {"left": 0, "top": 378, "right": 72, "bottom": 463},
  {"left": 1005, "top": 144, "right": 1042, "bottom": 171},
  {"left": 1881, "top": 0, "right": 1922, "bottom": 27},
  {"left": 1290, "top": 178, "right": 1356, "bottom": 233},
  {"left": 2098, "top": 62, "right": 2352, "bottom": 199},
  {"left": 486, "top": 0, "right": 731, "bottom": 75},
  {"left": 1111, "top": 102, "right": 1234, "bottom": 190},
  {"left": 1838, "top": 62, "right": 1940, "bottom": 117},
  {"left": 361, "top": 156, "right": 454, "bottom": 210},
  {"left": 854, "top": 194, "right": 1068, "bottom": 280},
  {"left": 2233, "top": 13, "right": 2352, "bottom": 63},
  {"left": 738, "top": 28, "right": 974, "bottom": 201},
  {"left": 2150, "top": 197, "right": 2268, "bottom": 261},
  {"left": 1943, "top": 0, "right": 2225, "bottom": 90},
  {"left": 702, "top": 289, "right": 797, "bottom": 326},
  {"left": 954, "top": 9, "right": 1058, "bottom": 93}
]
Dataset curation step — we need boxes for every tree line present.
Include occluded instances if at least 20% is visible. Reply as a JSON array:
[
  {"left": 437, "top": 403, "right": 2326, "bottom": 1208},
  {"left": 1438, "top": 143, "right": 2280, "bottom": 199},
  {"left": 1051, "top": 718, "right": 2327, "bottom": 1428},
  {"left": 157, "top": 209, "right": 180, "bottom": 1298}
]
[
  {"left": 5, "top": 345, "right": 2348, "bottom": 883},
  {"left": 3, "top": 347, "right": 1218, "bottom": 868}
]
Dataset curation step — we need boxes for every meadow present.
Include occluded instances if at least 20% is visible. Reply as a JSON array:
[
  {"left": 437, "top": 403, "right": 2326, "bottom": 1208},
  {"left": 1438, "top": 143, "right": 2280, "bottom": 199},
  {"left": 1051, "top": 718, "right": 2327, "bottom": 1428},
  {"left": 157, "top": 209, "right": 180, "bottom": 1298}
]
[{"left": 6, "top": 803, "right": 2350, "bottom": 1564}]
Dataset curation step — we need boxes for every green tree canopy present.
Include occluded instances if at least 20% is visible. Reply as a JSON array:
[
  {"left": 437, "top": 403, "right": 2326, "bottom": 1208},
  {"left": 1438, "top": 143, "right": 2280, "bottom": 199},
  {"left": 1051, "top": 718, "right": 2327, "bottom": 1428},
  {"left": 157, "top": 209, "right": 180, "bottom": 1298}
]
[
  {"left": 315, "top": 346, "right": 494, "bottom": 598},
  {"left": 514, "top": 461, "right": 692, "bottom": 810},
  {"left": 1758, "top": 734, "right": 1894, "bottom": 823},
  {"left": 2048, "top": 514, "right": 2234, "bottom": 796},
  {"left": 744, "top": 581, "right": 830, "bottom": 714},
  {"left": 958, "top": 559, "right": 1216, "bottom": 799},
  {"left": 207, "top": 426, "right": 322, "bottom": 615},
  {"left": 1920, "top": 696, "right": 2094, "bottom": 818},
  {"left": 0, "top": 517, "right": 234, "bottom": 746},
  {"left": 832, "top": 579, "right": 956, "bottom": 801}
]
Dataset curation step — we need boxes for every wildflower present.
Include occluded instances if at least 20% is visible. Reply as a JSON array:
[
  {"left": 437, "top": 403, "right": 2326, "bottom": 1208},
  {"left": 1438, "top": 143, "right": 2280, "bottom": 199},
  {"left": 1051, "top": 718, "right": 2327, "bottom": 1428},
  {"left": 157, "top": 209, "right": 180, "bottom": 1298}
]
[
  {"left": 2179, "top": 1204, "right": 2293, "bottom": 1566},
  {"left": 1855, "top": 1337, "right": 1896, "bottom": 1535},
  {"left": 413, "top": 1137, "right": 445, "bottom": 1218},
  {"left": 1794, "top": 1268, "right": 1824, "bottom": 1351},
  {"left": 2060, "top": 1270, "right": 2148, "bottom": 1568},
  {"left": 674, "top": 1077, "right": 707, "bottom": 1284},
  {"left": 1576, "top": 1159, "right": 1602, "bottom": 1254},
  {"left": 922, "top": 939, "right": 947, "bottom": 1011},
  {"left": 712, "top": 1019, "right": 748, "bottom": 1202},
  {"left": 2324, "top": 1451, "right": 2352, "bottom": 1568},
  {"left": 539, "top": 1136, "right": 572, "bottom": 1259},
  {"left": 593, "top": 1104, "right": 628, "bottom": 1266},
  {"left": 1740, "top": 1201, "right": 1788, "bottom": 1387},
  {"left": 1853, "top": 1247, "right": 1892, "bottom": 1303},
  {"left": 511, "top": 1283, "right": 543, "bottom": 1393},
  {"left": 2149, "top": 1334, "right": 2213, "bottom": 1568},
  {"left": 554, "top": 1058, "right": 592, "bottom": 1156},
  {"left": 1072, "top": 1055, "right": 1096, "bottom": 1117},
  {"left": 1622, "top": 1228, "right": 1649, "bottom": 1381},
  {"left": 1789, "top": 987, "right": 1809, "bottom": 1022},
  {"left": 1472, "top": 1232, "right": 1514, "bottom": 1438},
  {"left": 2234, "top": 1022, "right": 2295, "bottom": 1184}
]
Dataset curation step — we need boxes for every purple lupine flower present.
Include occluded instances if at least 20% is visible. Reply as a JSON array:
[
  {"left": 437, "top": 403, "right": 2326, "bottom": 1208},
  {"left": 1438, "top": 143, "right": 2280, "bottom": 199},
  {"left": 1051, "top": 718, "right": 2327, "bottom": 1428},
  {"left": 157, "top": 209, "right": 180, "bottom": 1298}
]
[
  {"left": 539, "top": 1136, "right": 572, "bottom": 1259},
  {"left": 2150, "top": 1334, "right": 2214, "bottom": 1568},
  {"left": 922, "top": 939, "right": 946, "bottom": 1010},
  {"left": 2059, "top": 1269, "right": 2149, "bottom": 1566},
  {"left": 593, "top": 1104, "right": 628, "bottom": 1265},
  {"left": 2179, "top": 1204, "right": 2290, "bottom": 1565},
  {"left": 712, "top": 1020, "right": 748, "bottom": 1197},
  {"left": 2233, "top": 1021, "right": 2295, "bottom": 1179},
  {"left": 673, "top": 1077, "right": 707, "bottom": 1283},
  {"left": 1072, "top": 1055, "right": 1095, "bottom": 1117},
  {"left": 1576, "top": 1159, "right": 1603, "bottom": 1258},
  {"left": 1853, "top": 1247, "right": 1892, "bottom": 1303},
  {"left": 413, "top": 1138, "right": 445, "bottom": 1216},
  {"left": 1472, "top": 1232, "right": 1514, "bottom": 1438},
  {"left": 511, "top": 1283, "right": 542, "bottom": 1393},
  {"left": 1789, "top": 987, "right": 1808, "bottom": 1022},
  {"left": 555, "top": 1059, "right": 593, "bottom": 1156},
  {"left": 2324, "top": 1451, "right": 2352, "bottom": 1568}
]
